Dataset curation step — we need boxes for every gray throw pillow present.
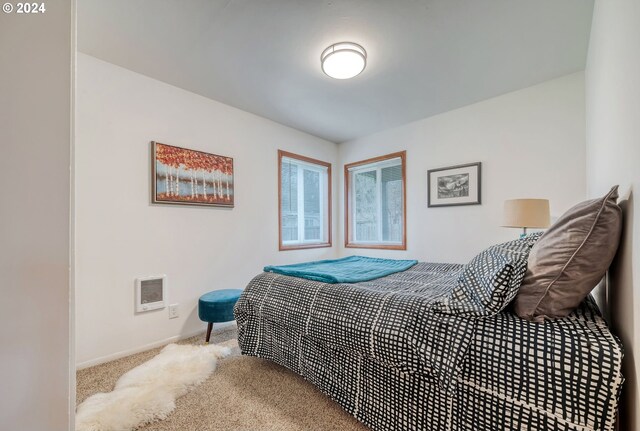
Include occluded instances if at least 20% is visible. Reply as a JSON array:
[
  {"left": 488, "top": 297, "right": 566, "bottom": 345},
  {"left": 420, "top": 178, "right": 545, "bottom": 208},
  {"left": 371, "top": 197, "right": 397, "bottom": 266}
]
[{"left": 514, "top": 186, "right": 622, "bottom": 322}]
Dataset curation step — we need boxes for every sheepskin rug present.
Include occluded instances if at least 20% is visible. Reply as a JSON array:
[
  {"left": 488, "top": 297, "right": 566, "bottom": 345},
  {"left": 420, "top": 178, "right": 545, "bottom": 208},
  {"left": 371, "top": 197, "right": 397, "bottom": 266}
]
[{"left": 76, "top": 343, "right": 231, "bottom": 431}]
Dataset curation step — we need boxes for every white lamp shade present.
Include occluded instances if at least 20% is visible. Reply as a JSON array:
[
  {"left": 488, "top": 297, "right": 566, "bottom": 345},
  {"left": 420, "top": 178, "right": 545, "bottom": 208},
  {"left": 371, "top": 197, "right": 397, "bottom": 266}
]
[
  {"left": 502, "top": 199, "right": 551, "bottom": 229},
  {"left": 321, "top": 42, "right": 367, "bottom": 80}
]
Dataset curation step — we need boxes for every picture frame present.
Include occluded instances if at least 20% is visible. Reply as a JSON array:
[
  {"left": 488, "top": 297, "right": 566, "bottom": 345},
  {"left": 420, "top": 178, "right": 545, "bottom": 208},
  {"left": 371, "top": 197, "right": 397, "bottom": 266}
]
[
  {"left": 151, "top": 141, "right": 234, "bottom": 207},
  {"left": 427, "top": 162, "right": 481, "bottom": 207}
]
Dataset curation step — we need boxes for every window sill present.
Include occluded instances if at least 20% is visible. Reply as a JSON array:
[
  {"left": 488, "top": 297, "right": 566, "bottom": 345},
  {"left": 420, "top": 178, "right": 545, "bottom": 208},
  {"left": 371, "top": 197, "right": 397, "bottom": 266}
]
[
  {"left": 345, "top": 242, "right": 406, "bottom": 250},
  {"left": 279, "top": 242, "right": 332, "bottom": 251}
]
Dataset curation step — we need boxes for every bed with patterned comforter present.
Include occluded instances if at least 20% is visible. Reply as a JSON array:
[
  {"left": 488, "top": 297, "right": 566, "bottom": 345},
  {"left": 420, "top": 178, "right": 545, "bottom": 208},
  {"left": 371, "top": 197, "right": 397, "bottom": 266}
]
[{"left": 234, "top": 241, "right": 623, "bottom": 431}]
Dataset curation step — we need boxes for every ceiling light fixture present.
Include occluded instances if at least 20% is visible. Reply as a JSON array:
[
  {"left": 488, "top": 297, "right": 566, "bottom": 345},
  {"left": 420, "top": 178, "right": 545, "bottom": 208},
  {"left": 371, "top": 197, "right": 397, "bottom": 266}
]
[{"left": 321, "top": 42, "right": 367, "bottom": 80}]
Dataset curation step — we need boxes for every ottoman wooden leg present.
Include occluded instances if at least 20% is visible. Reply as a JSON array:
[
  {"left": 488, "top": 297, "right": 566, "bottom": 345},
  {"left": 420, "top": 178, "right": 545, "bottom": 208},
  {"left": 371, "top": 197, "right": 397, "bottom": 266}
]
[{"left": 205, "top": 322, "right": 213, "bottom": 343}]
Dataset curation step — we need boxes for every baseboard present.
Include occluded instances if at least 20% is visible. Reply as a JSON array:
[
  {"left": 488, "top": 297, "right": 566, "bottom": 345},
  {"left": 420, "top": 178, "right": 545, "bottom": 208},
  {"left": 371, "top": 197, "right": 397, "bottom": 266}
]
[{"left": 76, "top": 323, "right": 234, "bottom": 370}]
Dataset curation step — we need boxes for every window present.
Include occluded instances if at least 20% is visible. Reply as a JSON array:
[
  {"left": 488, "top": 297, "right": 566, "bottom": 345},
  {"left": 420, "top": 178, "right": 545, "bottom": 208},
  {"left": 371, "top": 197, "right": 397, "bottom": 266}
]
[
  {"left": 345, "top": 151, "right": 406, "bottom": 249},
  {"left": 279, "top": 150, "right": 331, "bottom": 250}
]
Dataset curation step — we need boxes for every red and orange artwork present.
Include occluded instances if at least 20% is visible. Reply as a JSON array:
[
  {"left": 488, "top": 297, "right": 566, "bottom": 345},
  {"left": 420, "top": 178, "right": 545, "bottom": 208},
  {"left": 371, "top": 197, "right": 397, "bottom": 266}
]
[{"left": 152, "top": 142, "right": 234, "bottom": 207}]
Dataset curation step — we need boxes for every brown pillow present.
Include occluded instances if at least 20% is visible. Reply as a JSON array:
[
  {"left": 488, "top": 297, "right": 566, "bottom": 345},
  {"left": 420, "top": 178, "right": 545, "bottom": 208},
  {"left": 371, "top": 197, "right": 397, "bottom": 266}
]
[{"left": 514, "top": 186, "right": 622, "bottom": 321}]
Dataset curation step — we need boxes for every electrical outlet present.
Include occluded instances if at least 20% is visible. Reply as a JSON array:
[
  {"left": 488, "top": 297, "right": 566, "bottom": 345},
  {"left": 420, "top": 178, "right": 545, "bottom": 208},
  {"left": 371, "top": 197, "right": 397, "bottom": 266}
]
[{"left": 168, "top": 303, "right": 179, "bottom": 319}]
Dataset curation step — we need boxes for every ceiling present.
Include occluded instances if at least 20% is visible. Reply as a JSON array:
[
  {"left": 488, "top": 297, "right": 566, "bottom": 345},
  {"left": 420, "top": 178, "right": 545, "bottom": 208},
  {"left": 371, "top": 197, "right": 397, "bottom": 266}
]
[{"left": 78, "top": 0, "right": 594, "bottom": 143}]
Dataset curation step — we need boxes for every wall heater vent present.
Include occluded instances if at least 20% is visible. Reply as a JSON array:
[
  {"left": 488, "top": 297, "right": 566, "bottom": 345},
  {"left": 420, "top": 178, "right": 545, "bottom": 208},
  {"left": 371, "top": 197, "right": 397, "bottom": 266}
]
[{"left": 135, "top": 275, "right": 167, "bottom": 312}]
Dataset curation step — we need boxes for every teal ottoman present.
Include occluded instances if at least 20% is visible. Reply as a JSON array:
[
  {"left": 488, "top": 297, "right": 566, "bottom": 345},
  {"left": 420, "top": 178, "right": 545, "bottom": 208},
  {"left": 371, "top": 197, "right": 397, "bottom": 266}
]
[{"left": 198, "top": 289, "right": 243, "bottom": 342}]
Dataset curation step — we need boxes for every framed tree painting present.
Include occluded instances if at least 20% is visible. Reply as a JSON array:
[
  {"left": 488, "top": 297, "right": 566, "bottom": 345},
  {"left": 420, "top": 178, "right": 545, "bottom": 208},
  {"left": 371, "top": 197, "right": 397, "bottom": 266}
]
[
  {"left": 152, "top": 142, "right": 234, "bottom": 207},
  {"left": 427, "top": 162, "right": 481, "bottom": 207}
]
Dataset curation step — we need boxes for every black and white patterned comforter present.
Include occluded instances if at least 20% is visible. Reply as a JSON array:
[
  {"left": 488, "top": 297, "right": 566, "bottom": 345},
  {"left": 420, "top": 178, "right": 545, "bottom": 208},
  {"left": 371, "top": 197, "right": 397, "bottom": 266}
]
[{"left": 235, "top": 263, "right": 623, "bottom": 431}]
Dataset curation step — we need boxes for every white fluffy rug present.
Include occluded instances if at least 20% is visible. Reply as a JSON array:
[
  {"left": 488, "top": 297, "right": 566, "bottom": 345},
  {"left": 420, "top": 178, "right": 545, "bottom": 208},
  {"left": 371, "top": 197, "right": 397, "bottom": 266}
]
[{"left": 76, "top": 343, "right": 231, "bottom": 431}]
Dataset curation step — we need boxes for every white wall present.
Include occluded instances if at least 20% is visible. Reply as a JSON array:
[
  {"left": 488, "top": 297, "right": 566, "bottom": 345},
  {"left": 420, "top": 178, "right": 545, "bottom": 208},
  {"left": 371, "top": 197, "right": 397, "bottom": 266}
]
[
  {"left": 586, "top": 0, "right": 640, "bottom": 428},
  {"left": 339, "top": 73, "right": 586, "bottom": 263},
  {"left": 0, "top": 2, "right": 73, "bottom": 430},
  {"left": 76, "top": 55, "right": 588, "bottom": 369},
  {"left": 75, "top": 54, "right": 338, "bottom": 366}
]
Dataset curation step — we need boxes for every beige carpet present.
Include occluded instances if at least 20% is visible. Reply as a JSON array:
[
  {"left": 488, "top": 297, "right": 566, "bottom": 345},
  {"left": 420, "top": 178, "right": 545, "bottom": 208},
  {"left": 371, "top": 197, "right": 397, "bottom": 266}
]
[{"left": 76, "top": 326, "right": 368, "bottom": 431}]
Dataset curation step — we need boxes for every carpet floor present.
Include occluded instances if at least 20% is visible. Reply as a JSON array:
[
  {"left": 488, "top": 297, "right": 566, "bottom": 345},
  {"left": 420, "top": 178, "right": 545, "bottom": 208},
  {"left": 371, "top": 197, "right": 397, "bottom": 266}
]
[{"left": 76, "top": 326, "right": 368, "bottom": 431}]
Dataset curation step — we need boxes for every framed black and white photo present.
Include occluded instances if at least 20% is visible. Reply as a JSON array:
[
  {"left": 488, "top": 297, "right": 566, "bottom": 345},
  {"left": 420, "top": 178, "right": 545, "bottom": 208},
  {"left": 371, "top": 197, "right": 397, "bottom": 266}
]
[{"left": 427, "top": 162, "right": 481, "bottom": 207}]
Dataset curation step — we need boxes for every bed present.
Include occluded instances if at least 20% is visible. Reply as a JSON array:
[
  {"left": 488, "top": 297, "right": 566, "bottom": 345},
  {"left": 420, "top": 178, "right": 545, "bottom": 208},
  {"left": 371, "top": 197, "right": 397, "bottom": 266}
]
[{"left": 234, "top": 240, "right": 623, "bottom": 431}]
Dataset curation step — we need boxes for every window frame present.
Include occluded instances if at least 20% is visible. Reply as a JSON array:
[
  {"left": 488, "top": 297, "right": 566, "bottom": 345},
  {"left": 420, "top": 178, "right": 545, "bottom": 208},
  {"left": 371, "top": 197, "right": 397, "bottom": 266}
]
[
  {"left": 344, "top": 151, "right": 407, "bottom": 250},
  {"left": 278, "top": 150, "right": 332, "bottom": 251}
]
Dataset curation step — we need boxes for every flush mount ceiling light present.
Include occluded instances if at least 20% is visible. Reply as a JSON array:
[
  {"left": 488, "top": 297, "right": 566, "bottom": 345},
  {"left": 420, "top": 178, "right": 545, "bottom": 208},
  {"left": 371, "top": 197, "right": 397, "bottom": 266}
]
[{"left": 321, "top": 42, "right": 367, "bottom": 80}]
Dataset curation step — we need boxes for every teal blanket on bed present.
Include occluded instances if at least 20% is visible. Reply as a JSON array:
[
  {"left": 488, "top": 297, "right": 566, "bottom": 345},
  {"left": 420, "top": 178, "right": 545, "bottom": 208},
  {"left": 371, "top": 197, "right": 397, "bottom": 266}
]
[{"left": 263, "top": 255, "right": 418, "bottom": 284}]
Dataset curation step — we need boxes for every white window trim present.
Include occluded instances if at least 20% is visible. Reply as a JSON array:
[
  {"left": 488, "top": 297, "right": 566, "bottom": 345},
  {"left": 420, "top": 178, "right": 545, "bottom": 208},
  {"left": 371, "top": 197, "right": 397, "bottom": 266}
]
[
  {"left": 345, "top": 152, "right": 406, "bottom": 249},
  {"left": 279, "top": 151, "right": 332, "bottom": 251},
  {"left": 350, "top": 163, "right": 403, "bottom": 245},
  {"left": 282, "top": 161, "right": 327, "bottom": 245}
]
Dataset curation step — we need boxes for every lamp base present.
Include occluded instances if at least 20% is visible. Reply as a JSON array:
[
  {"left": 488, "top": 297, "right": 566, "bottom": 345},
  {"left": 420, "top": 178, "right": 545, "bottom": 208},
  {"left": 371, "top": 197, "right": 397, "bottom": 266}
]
[{"left": 519, "top": 227, "right": 528, "bottom": 239}]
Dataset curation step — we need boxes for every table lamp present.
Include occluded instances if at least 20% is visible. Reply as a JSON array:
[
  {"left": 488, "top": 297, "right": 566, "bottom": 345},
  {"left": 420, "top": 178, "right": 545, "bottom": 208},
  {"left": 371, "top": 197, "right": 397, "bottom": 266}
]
[{"left": 502, "top": 199, "right": 551, "bottom": 237}]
